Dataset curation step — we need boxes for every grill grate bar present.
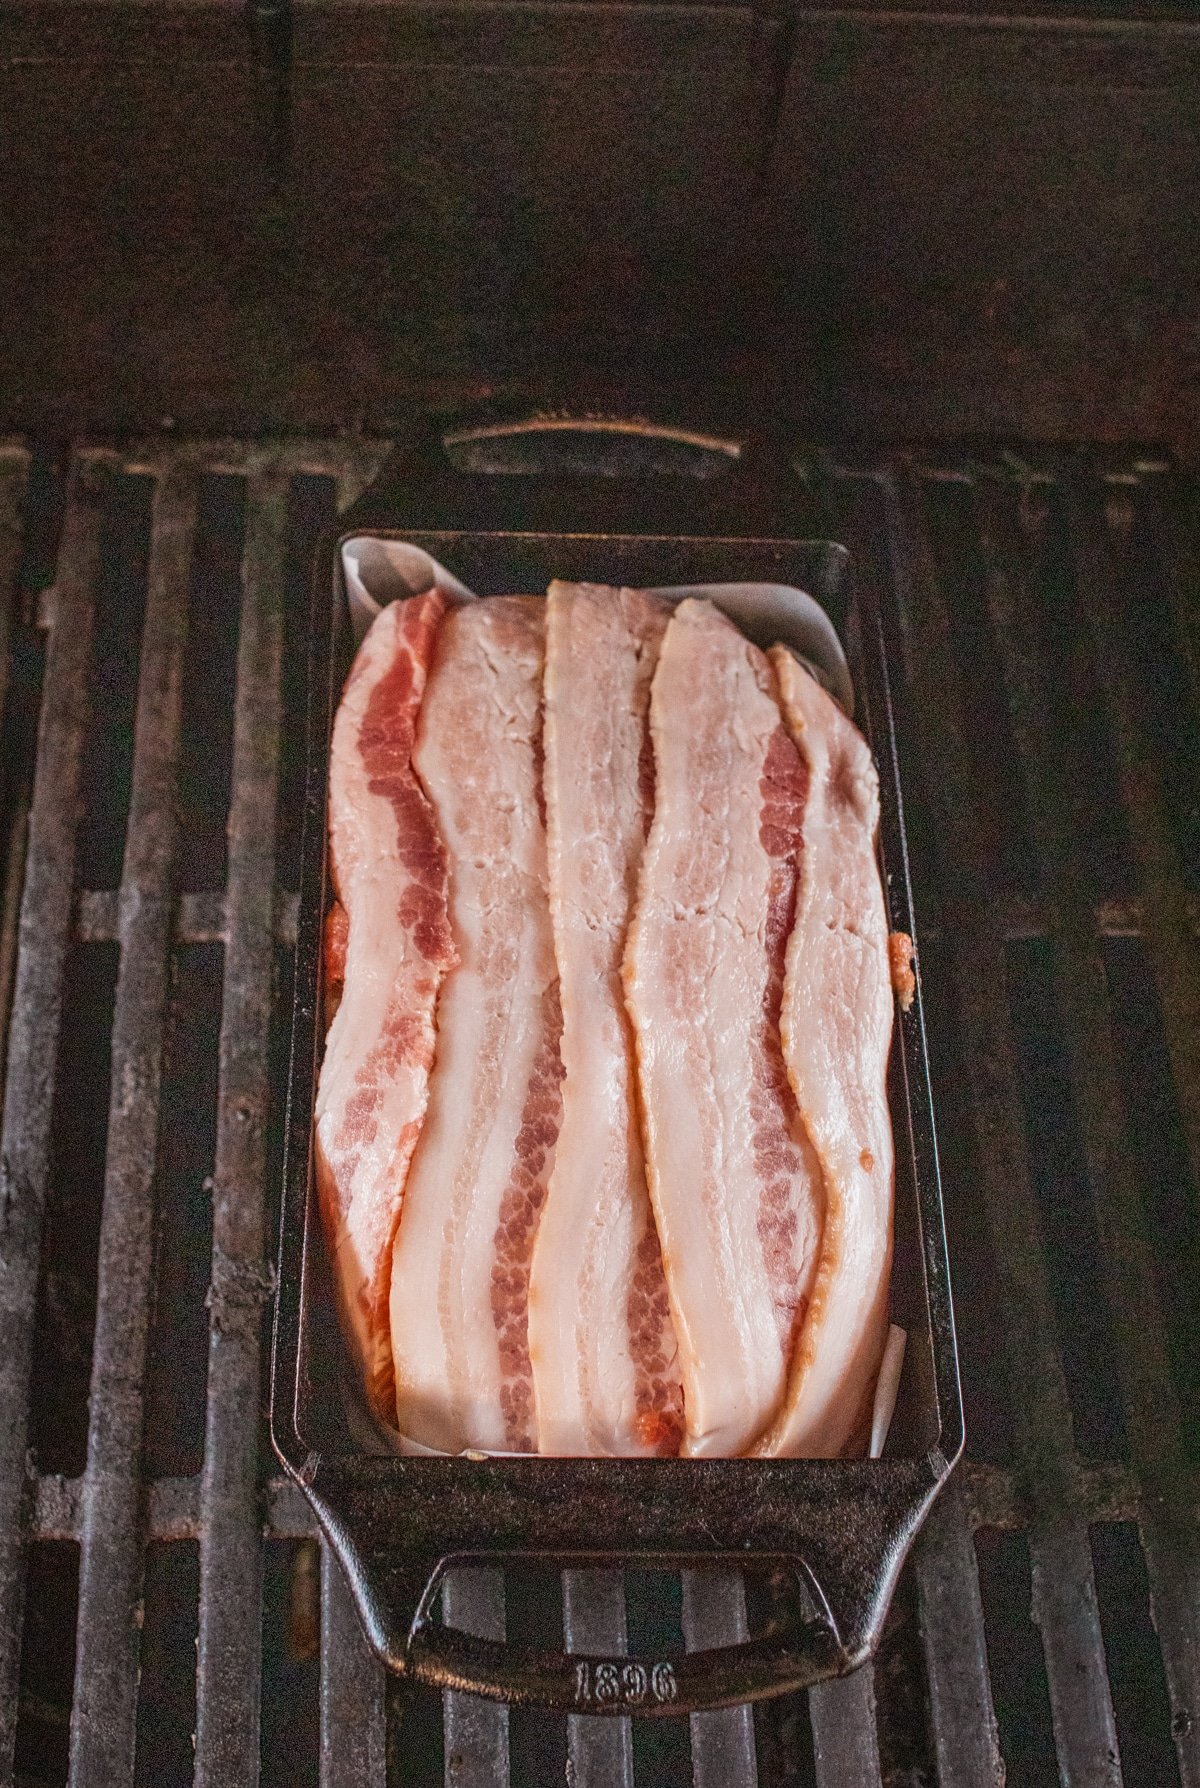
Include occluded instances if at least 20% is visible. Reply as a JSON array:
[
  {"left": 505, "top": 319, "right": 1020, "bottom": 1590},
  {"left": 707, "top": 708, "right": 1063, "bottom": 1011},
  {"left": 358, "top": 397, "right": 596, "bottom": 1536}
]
[
  {"left": 1028, "top": 1526, "right": 1125, "bottom": 1785},
  {"left": 0, "top": 800, "right": 29, "bottom": 1099},
  {"left": 681, "top": 1569, "right": 759, "bottom": 1786},
  {"left": 194, "top": 461, "right": 290, "bottom": 1786},
  {"left": 879, "top": 462, "right": 1124, "bottom": 1784},
  {"left": 0, "top": 454, "right": 110, "bottom": 1780},
  {"left": 320, "top": 1544, "right": 387, "bottom": 1788},
  {"left": 914, "top": 1486, "right": 1004, "bottom": 1787},
  {"left": 442, "top": 1569, "right": 509, "bottom": 1788},
  {"left": 809, "top": 1666, "right": 882, "bottom": 1784},
  {"left": 562, "top": 1569, "right": 633, "bottom": 1787},
  {"left": 1144, "top": 475, "right": 1200, "bottom": 716},
  {"left": 68, "top": 459, "right": 199, "bottom": 1788},
  {"left": 1131, "top": 1523, "right": 1200, "bottom": 1788},
  {"left": 0, "top": 446, "right": 23, "bottom": 742},
  {"left": 0, "top": 447, "right": 30, "bottom": 1085},
  {"left": 979, "top": 463, "right": 1200, "bottom": 1785},
  {"left": 1075, "top": 473, "right": 1200, "bottom": 1218}
]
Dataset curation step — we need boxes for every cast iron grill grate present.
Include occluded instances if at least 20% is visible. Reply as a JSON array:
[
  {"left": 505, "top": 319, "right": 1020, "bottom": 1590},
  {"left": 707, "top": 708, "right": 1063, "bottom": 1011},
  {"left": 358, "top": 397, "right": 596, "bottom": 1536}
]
[{"left": 0, "top": 434, "right": 1197, "bottom": 1786}]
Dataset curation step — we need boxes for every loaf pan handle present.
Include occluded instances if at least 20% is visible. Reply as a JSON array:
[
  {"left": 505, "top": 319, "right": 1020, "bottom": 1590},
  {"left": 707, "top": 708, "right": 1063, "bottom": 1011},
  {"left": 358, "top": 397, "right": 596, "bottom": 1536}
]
[
  {"left": 337, "top": 1536, "right": 893, "bottom": 1715},
  {"left": 302, "top": 1455, "right": 941, "bottom": 1713},
  {"left": 439, "top": 413, "right": 744, "bottom": 480},
  {"left": 405, "top": 1586, "right": 844, "bottom": 1715}
]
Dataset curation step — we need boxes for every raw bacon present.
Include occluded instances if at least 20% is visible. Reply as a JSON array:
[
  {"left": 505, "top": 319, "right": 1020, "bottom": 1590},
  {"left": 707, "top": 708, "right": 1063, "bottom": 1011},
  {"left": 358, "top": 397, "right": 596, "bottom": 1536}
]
[
  {"left": 753, "top": 648, "right": 893, "bottom": 1459},
  {"left": 389, "top": 598, "right": 564, "bottom": 1454},
  {"left": 623, "top": 599, "right": 825, "bottom": 1458},
  {"left": 314, "top": 592, "right": 456, "bottom": 1422},
  {"left": 529, "top": 582, "right": 683, "bottom": 1457}
]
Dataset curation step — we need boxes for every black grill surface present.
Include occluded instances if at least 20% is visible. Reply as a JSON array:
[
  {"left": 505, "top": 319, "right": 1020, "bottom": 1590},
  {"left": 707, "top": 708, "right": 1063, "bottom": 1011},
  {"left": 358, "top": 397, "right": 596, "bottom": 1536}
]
[{"left": 0, "top": 435, "right": 1198, "bottom": 1787}]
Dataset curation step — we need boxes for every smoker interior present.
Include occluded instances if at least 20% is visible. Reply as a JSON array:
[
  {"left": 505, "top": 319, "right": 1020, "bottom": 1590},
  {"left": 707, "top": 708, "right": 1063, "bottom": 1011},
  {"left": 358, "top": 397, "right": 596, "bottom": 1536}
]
[
  {"left": 2, "top": 433, "right": 1197, "bottom": 1786},
  {"left": 2, "top": 0, "right": 1200, "bottom": 1780}
]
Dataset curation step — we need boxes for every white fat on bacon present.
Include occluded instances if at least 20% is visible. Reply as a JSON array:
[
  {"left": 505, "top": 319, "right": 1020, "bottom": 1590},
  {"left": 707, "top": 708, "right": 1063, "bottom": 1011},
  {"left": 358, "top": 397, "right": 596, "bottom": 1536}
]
[
  {"left": 753, "top": 648, "right": 893, "bottom": 1459},
  {"left": 623, "top": 598, "right": 825, "bottom": 1458},
  {"left": 315, "top": 592, "right": 456, "bottom": 1423},
  {"left": 529, "top": 582, "right": 683, "bottom": 1457},
  {"left": 389, "top": 598, "right": 563, "bottom": 1454}
]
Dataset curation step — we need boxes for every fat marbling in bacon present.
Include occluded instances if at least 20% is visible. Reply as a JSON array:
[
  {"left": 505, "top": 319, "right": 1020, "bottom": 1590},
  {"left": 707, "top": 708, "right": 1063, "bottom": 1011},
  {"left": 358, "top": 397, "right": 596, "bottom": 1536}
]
[
  {"left": 528, "top": 582, "right": 684, "bottom": 1456},
  {"left": 753, "top": 647, "right": 893, "bottom": 1458},
  {"left": 623, "top": 598, "right": 825, "bottom": 1457},
  {"left": 314, "top": 592, "right": 456, "bottom": 1422},
  {"left": 389, "top": 598, "right": 564, "bottom": 1453}
]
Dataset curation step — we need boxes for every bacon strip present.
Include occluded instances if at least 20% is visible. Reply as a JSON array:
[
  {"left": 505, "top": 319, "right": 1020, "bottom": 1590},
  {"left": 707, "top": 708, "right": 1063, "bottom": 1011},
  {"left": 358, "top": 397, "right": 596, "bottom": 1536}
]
[
  {"left": 753, "top": 648, "right": 893, "bottom": 1458},
  {"left": 623, "top": 599, "right": 825, "bottom": 1458},
  {"left": 314, "top": 592, "right": 455, "bottom": 1422},
  {"left": 528, "top": 582, "right": 683, "bottom": 1457},
  {"left": 389, "top": 598, "right": 563, "bottom": 1453}
]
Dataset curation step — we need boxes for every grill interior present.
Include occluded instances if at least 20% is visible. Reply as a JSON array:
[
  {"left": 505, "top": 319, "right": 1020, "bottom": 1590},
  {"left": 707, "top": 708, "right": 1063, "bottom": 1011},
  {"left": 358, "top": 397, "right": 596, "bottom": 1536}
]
[{"left": 1, "top": 433, "right": 1198, "bottom": 1787}]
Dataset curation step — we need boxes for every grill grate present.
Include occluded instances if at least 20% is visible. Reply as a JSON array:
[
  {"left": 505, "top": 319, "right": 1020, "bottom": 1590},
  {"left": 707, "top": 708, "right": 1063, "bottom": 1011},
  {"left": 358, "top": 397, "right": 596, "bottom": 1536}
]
[{"left": 1, "top": 436, "right": 1197, "bottom": 1786}]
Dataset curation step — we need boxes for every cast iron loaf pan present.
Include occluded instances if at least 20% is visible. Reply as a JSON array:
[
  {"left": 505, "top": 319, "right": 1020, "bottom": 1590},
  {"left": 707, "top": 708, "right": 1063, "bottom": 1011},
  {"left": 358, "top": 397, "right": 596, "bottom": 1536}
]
[{"left": 271, "top": 476, "right": 963, "bottom": 1716}]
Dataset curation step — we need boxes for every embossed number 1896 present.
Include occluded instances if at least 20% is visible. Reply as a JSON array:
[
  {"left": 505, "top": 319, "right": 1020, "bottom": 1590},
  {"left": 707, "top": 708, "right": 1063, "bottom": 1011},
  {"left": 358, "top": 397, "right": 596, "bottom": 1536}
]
[{"left": 573, "top": 1660, "right": 678, "bottom": 1708}]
